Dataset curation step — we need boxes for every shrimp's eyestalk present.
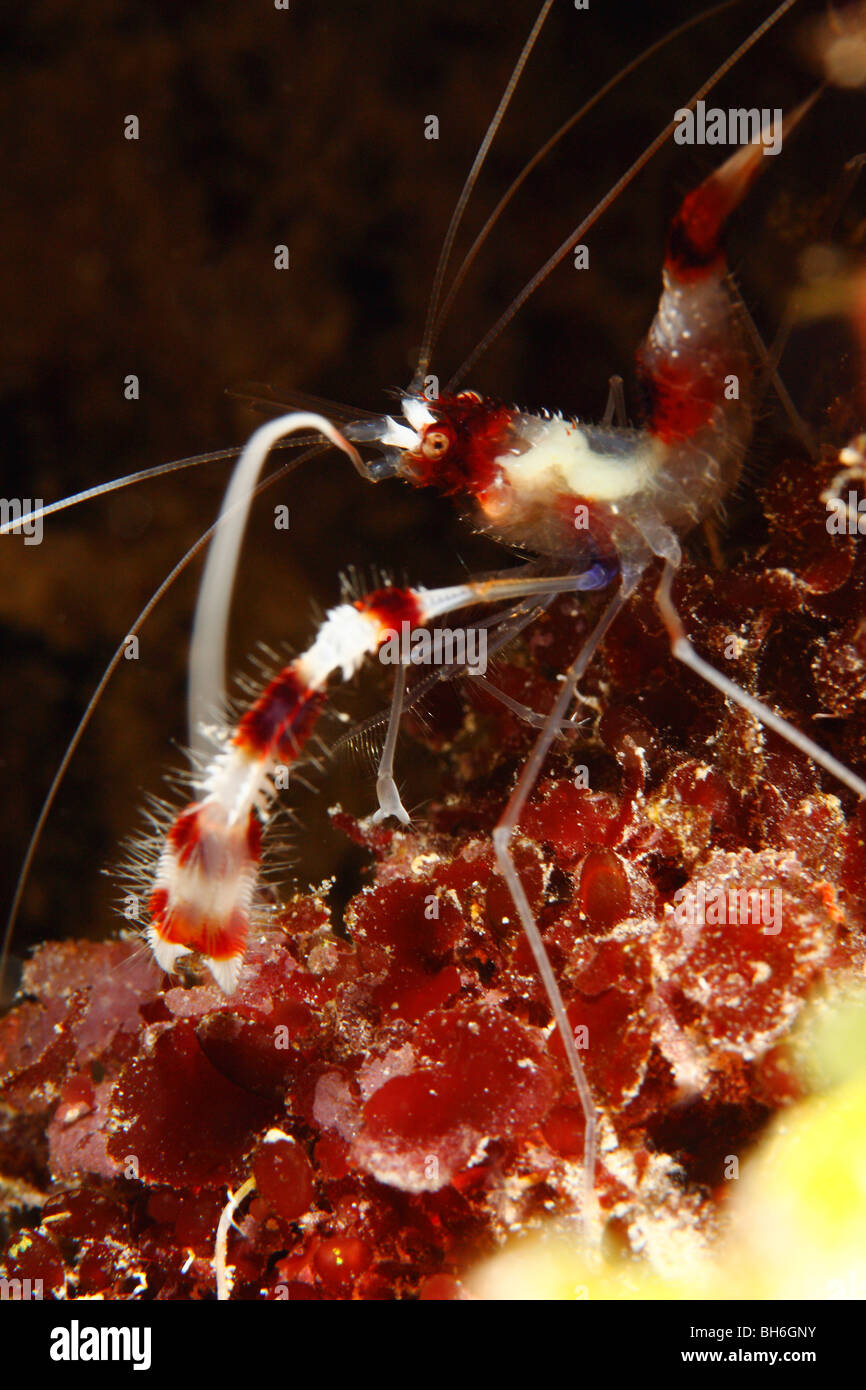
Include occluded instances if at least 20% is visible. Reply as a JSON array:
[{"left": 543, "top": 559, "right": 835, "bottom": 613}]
[{"left": 345, "top": 391, "right": 515, "bottom": 496}]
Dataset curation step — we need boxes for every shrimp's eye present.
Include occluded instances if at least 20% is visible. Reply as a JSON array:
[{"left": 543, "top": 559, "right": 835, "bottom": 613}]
[{"left": 421, "top": 429, "right": 451, "bottom": 460}]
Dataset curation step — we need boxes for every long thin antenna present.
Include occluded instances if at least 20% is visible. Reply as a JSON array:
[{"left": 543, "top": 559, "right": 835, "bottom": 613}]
[
  {"left": 0, "top": 448, "right": 254, "bottom": 537},
  {"left": 429, "top": 0, "right": 744, "bottom": 356},
  {"left": 0, "top": 450, "right": 321, "bottom": 1004},
  {"left": 225, "top": 382, "right": 379, "bottom": 426},
  {"left": 412, "top": 0, "right": 555, "bottom": 388},
  {"left": 188, "top": 414, "right": 363, "bottom": 758},
  {"left": 449, "top": 0, "right": 801, "bottom": 390}
]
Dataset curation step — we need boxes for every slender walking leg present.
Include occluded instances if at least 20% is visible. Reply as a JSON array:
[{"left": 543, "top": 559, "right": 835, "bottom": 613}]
[{"left": 491, "top": 567, "right": 644, "bottom": 1233}]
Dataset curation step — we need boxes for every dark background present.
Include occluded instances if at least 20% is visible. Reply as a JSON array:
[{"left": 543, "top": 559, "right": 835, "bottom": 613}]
[{"left": 1, "top": 0, "right": 862, "bottom": 984}]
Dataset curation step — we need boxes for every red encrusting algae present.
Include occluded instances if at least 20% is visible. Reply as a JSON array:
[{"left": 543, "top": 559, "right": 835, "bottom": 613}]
[{"left": 1, "top": 442, "right": 865, "bottom": 1299}]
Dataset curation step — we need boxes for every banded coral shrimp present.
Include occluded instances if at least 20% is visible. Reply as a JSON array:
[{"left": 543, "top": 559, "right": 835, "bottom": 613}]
[
  {"left": 0, "top": 0, "right": 821, "bottom": 969},
  {"left": 1, "top": 0, "right": 866, "bottom": 1295}
]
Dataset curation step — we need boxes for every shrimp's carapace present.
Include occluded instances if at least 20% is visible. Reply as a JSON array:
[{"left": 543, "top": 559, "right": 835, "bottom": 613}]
[{"left": 353, "top": 123, "right": 795, "bottom": 569}]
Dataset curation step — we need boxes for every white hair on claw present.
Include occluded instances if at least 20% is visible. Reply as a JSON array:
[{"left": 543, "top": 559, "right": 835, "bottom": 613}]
[{"left": 298, "top": 603, "right": 384, "bottom": 684}]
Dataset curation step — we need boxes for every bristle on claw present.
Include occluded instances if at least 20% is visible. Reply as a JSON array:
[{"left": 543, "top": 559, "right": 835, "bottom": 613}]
[{"left": 145, "top": 588, "right": 425, "bottom": 987}]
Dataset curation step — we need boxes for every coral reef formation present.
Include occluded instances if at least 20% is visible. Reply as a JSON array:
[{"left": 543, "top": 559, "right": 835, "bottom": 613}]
[{"left": 2, "top": 442, "right": 865, "bottom": 1299}]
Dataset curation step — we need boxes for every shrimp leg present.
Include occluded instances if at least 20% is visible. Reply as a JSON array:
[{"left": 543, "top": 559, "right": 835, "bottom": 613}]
[{"left": 491, "top": 561, "right": 647, "bottom": 1230}]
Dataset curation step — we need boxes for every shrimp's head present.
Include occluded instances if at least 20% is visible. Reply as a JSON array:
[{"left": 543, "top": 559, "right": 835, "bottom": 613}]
[{"left": 347, "top": 390, "right": 514, "bottom": 498}]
